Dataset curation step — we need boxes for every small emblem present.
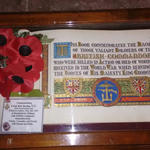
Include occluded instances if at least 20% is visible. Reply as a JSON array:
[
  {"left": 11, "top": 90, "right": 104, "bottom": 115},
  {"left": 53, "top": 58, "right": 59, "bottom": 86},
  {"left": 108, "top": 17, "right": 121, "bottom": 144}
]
[
  {"left": 5, "top": 103, "right": 10, "bottom": 110},
  {"left": 131, "top": 77, "right": 148, "bottom": 96},
  {"left": 64, "top": 78, "right": 82, "bottom": 97},
  {"left": 93, "top": 78, "right": 121, "bottom": 106},
  {"left": 3, "top": 122, "right": 10, "bottom": 131}
]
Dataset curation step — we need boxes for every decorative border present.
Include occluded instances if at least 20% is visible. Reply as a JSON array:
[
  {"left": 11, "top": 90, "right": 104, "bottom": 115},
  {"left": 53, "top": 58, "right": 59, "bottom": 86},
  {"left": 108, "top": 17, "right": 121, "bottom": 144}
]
[{"left": 54, "top": 77, "right": 150, "bottom": 106}]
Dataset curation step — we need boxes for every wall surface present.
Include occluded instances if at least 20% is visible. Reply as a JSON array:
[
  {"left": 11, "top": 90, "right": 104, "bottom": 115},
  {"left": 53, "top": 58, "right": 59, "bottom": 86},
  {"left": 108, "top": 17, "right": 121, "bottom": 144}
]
[{"left": 0, "top": 0, "right": 150, "bottom": 12}]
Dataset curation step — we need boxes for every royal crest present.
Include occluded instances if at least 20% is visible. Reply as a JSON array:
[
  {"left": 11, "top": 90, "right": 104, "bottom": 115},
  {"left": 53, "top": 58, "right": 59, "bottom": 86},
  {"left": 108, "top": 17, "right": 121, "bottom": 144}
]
[
  {"left": 64, "top": 78, "right": 82, "bottom": 97},
  {"left": 131, "top": 77, "right": 148, "bottom": 96}
]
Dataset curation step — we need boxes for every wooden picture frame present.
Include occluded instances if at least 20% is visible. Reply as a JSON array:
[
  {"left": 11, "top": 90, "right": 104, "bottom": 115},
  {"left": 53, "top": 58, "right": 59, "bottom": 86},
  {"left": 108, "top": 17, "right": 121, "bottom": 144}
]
[{"left": 1, "top": 8, "right": 150, "bottom": 149}]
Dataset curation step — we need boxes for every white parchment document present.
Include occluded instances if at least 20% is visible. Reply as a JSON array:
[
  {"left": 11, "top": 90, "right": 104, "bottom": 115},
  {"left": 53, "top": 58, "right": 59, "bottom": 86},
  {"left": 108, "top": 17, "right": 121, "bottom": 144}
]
[{"left": 1, "top": 29, "right": 150, "bottom": 128}]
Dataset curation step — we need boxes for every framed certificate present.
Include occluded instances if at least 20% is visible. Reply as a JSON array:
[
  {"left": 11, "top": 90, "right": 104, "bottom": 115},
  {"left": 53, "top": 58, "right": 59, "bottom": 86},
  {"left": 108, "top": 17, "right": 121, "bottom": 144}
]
[{"left": 1, "top": 8, "right": 150, "bottom": 149}]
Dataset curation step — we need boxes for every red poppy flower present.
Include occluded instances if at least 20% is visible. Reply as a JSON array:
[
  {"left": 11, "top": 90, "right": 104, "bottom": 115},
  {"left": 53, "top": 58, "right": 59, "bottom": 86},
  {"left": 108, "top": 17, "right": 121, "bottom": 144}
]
[
  {"left": 0, "top": 29, "right": 44, "bottom": 101},
  {"left": 24, "top": 56, "right": 44, "bottom": 81},
  {"left": 0, "top": 68, "right": 15, "bottom": 101},
  {"left": 0, "top": 68, "right": 6, "bottom": 82},
  {"left": 0, "top": 82, "right": 11, "bottom": 101},
  {"left": 0, "top": 63, "right": 34, "bottom": 100},
  {"left": 0, "top": 29, "right": 15, "bottom": 56},
  {"left": 0, "top": 29, "right": 15, "bottom": 47},
  {"left": 7, "top": 35, "right": 42, "bottom": 64},
  {"left": 8, "top": 74, "right": 34, "bottom": 93},
  {"left": 0, "top": 29, "right": 17, "bottom": 67},
  {"left": 0, "top": 75, "right": 34, "bottom": 101}
]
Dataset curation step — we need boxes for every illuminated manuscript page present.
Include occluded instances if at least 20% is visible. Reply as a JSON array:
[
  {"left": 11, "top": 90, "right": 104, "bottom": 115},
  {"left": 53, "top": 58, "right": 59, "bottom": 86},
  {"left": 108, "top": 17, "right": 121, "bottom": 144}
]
[{"left": 1, "top": 29, "right": 150, "bottom": 127}]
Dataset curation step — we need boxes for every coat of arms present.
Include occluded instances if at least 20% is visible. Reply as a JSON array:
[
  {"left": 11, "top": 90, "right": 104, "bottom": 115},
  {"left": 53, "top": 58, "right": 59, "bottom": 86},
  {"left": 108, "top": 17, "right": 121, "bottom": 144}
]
[
  {"left": 131, "top": 77, "right": 148, "bottom": 96},
  {"left": 64, "top": 78, "right": 82, "bottom": 97}
]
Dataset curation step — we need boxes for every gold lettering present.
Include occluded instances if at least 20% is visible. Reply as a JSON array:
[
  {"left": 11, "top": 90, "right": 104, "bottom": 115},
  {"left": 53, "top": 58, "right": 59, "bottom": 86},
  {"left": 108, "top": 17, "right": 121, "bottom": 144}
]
[
  {"left": 137, "top": 41, "right": 142, "bottom": 46},
  {"left": 100, "top": 71, "right": 104, "bottom": 75},
  {"left": 56, "top": 45, "right": 68, "bottom": 56},
  {"left": 98, "top": 83, "right": 117, "bottom": 102},
  {"left": 115, "top": 48, "right": 119, "bottom": 52},
  {"left": 90, "top": 70, "right": 94, "bottom": 75}
]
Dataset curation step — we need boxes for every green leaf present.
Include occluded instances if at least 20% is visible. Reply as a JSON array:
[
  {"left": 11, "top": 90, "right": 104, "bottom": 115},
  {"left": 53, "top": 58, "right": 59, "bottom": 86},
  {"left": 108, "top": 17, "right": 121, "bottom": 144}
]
[
  {"left": 19, "top": 32, "right": 30, "bottom": 38},
  {"left": 33, "top": 34, "right": 43, "bottom": 40},
  {"left": 13, "top": 28, "right": 20, "bottom": 37},
  {"left": 41, "top": 35, "right": 54, "bottom": 44},
  {"left": 11, "top": 89, "right": 43, "bottom": 97}
]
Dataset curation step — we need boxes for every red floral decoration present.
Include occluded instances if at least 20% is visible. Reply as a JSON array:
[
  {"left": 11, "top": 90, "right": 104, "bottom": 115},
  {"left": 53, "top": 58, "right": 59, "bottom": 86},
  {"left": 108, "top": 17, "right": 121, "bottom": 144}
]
[
  {"left": 0, "top": 29, "right": 44, "bottom": 101},
  {"left": 24, "top": 56, "right": 44, "bottom": 81},
  {"left": 0, "top": 29, "right": 17, "bottom": 66}
]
